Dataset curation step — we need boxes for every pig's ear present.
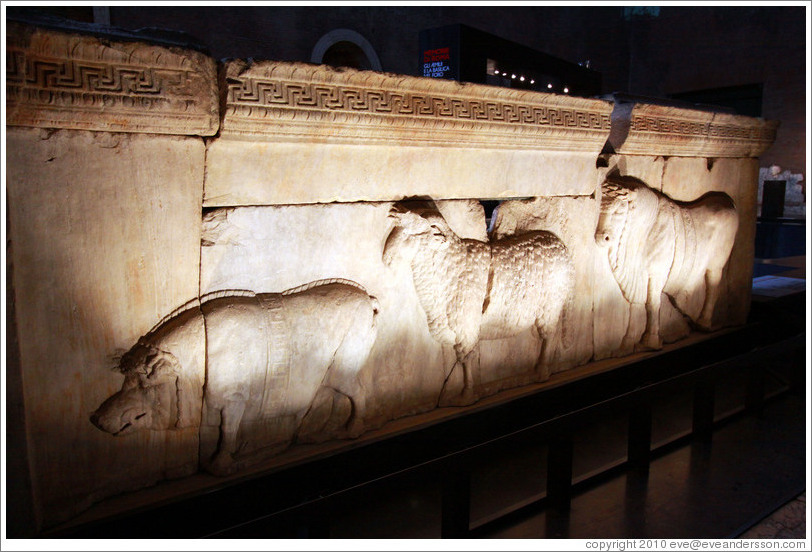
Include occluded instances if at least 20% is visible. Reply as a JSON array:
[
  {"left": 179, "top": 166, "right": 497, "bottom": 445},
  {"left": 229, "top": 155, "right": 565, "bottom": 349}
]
[
  {"left": 146, "top": 352, "right": 178, "bottom": 381},
  {"left": 108, "top": 348, "right": 128, "bottom": 368}
]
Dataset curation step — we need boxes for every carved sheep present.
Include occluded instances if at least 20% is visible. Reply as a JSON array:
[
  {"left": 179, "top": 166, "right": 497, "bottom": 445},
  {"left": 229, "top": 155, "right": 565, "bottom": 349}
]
[
  {"left": 595, "top": 174, "right": 739, "bottom": 351},
  {"left": 91, "top": 281, "right": 378, "bottom": 475},
  {"left": 383, "top": 203, "right": 574, "bottom": 406}
]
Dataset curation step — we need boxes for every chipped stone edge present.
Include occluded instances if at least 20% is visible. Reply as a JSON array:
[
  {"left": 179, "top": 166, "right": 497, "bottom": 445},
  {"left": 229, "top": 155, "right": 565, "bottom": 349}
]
[
  {"left": 5, "top": 21, "right": 219, "bottom": 136},
  {"left": 610, "top": 102, "right": 779, "bottom": 158}
]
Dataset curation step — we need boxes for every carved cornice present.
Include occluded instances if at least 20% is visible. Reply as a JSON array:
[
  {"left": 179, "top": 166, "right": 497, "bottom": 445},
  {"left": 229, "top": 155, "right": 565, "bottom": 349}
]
[
  {"left": 5, "top": 22, "right": 218, "bottom": 136},
  {"left": 608, "top": 101, "right": 779, "bottom": 158},
  {"left": 221, "top": 61, "right": 614, "bottom": 152}
]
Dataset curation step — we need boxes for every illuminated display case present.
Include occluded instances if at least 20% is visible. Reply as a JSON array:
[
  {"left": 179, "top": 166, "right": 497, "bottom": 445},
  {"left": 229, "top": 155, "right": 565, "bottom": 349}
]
[{"left": 418, "top": 23, "right": 601, "bottom": 97}]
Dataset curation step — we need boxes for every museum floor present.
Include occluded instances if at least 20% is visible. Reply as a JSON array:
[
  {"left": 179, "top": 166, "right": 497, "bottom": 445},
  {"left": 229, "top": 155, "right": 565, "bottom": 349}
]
[
  {"left": 472, "top": 390, "right": 807, "bottom": 539},
  {"left": 740, "top": 492, "right": 806, "bottom": 539}
]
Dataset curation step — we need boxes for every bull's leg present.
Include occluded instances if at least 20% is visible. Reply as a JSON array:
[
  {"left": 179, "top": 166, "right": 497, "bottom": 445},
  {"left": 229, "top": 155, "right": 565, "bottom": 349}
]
[
  {"left": 210, "top": 395, "right": 246, "bottom": 475},
  {"left": 620, "top": 302, "right": 645, "bottom": 354},
  {"left": 697, "top": 267, "right": 723, "bottom": 330},
  {"left": 638, "top": 277, "right": 664, "bottom": 351},
  {"left": 345, "top": 391, "right": 367, "bottom": 439}
]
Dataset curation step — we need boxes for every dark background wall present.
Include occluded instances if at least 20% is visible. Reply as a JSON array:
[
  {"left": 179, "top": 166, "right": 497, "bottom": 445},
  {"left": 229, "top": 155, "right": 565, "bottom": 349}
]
[
  {"left": 98, "top": 6, "right": 630, "bottom": 91},
  {"left": 621, "top": 6, "right": 807, "bottom": 180}
]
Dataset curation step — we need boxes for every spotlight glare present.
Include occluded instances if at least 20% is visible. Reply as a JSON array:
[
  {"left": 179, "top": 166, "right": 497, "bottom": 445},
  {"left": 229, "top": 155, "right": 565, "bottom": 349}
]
[
  {"left": 511, "top": 74, "right": 517, "bottom": 79},
  {"left": 547, "top": 83, "right": 553, "bottom": 89},
  {"left": 519, "top": 76, "right": 525, "bottom": 81},
  {"left": 564, "top": 87, "right": 569, "bottom": 93}
]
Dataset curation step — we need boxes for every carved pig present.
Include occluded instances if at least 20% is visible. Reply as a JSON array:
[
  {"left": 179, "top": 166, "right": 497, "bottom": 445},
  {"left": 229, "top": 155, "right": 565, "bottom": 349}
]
[{"left": 91, "top": 280, "right": 379, "bottom": 475}]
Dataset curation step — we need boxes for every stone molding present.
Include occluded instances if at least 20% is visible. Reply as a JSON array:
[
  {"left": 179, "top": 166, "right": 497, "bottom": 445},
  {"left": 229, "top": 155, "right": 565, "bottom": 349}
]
[
  {"left": 608, "top": 101, "right": 779, "bottom": 158},
  {"left": 221, "top": 60, "right": 614, "bottom": 151},
  {"left": 5, "top": 22, "right": 219, "bottom": 136},
  {"left": 6, "top": 20, "right": 780, "bottom": 158}
]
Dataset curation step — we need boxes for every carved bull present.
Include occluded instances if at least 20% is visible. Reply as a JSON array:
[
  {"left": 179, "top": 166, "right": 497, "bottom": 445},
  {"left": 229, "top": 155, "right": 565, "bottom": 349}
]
[
  {"left": 595, "top": 175, "right": 739, "bottom": 351},
  {"left": 91, "top": 280, "right": 379, "bottom": 475}
]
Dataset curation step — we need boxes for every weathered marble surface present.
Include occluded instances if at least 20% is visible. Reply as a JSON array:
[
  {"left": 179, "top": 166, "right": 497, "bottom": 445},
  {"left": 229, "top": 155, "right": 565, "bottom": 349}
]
[
  {"left": 6, "top": 128, "right": 205, "bottom": 527},
  {"left": 205, "top": 59, "right": 613, "bottom": 206},
  {"left": 5, "top": 21, "right": 779, "bottom": 531}
]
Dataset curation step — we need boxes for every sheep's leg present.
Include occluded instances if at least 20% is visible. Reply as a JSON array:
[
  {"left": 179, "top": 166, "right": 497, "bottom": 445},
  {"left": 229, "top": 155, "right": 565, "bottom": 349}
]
[
  {"left": 438, "top": 343, "right": 479, "bottom": 407},
  {"left": 210, "top": 395, "right": 246, "bottom": 475},
  {"left": 458, "top": 346, "right": 480, "bottom": 405},
  {"left": 696, "top": 267, "right": 723, "bottom": 330},
  {"left": 638, "top": 277, "right": 664, "bottom": 351},
  {"left": 533, "top": 322, "right": 554, "bottom": 382},
  {"left": 437, "top": 345, "right": 460, "bottom": 406}
]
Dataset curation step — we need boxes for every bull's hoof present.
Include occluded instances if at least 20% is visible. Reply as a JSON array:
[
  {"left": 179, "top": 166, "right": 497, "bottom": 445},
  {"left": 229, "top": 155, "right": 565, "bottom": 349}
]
[
  {"left": 619, "top": 336, "right": 638, "bottom": 355},
  {"left": 345, "top": 417, "right": 365, "bottom": 439},
  {"left": 635, "top": 332, "right": 663, "bottom": 352},
  {"left": 438, "top": 386, "right": 477, "bottom": 407}
]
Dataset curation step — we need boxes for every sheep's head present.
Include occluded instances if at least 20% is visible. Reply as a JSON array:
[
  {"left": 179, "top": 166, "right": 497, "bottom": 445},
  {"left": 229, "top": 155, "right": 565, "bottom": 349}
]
[{"left": 383, "top": 204, "right": 454, "bottom": 267}]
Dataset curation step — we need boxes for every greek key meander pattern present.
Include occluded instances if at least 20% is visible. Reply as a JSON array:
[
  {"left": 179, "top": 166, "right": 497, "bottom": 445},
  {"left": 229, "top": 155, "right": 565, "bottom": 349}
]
[
  {"left": 226, "top": 77, "right": 612, "bottom": 131},
  {"left": 632, "top": 115, "right": 777, "bottom": 142},
  {"left": 7, "top": 50, "right": 197, "bottom": 96},
  {"left": 6, "top": 48, "right": 213, "bottom": 130}
]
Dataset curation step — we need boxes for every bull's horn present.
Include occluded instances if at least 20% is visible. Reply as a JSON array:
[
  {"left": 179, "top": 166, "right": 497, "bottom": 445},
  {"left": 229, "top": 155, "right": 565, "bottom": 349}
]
[
  {"left": 388, "top": 204, "right": 409, "bottom": 218},
  {"left": 382, "top": 225, "right": 404, "bottom": 266}
]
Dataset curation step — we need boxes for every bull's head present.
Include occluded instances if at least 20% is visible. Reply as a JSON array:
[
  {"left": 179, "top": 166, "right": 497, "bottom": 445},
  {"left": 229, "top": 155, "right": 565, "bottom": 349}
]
[
  {"left": 382, "top": 204, "right": 452, "bottom": 267},
  {"left": 595, "top": 180, "right": 631, "bottom": 249},
  {"left": 90, "top": 342, "right": 182, "bottom": 436}
]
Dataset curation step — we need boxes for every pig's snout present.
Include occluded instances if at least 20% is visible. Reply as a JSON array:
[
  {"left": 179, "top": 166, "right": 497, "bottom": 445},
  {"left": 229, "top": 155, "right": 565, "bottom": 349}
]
[
  {"left": 89, "top": 411, "right": 102, "bottom": 430},
  {"left": 90, "top": 391, "right": 150, "bottom": 436}
]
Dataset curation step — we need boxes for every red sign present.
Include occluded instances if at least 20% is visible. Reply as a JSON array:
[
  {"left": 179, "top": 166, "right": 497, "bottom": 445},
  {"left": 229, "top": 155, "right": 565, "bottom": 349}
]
[{"left": 423, "top": 47, "right": 450, "bottom": 63}]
